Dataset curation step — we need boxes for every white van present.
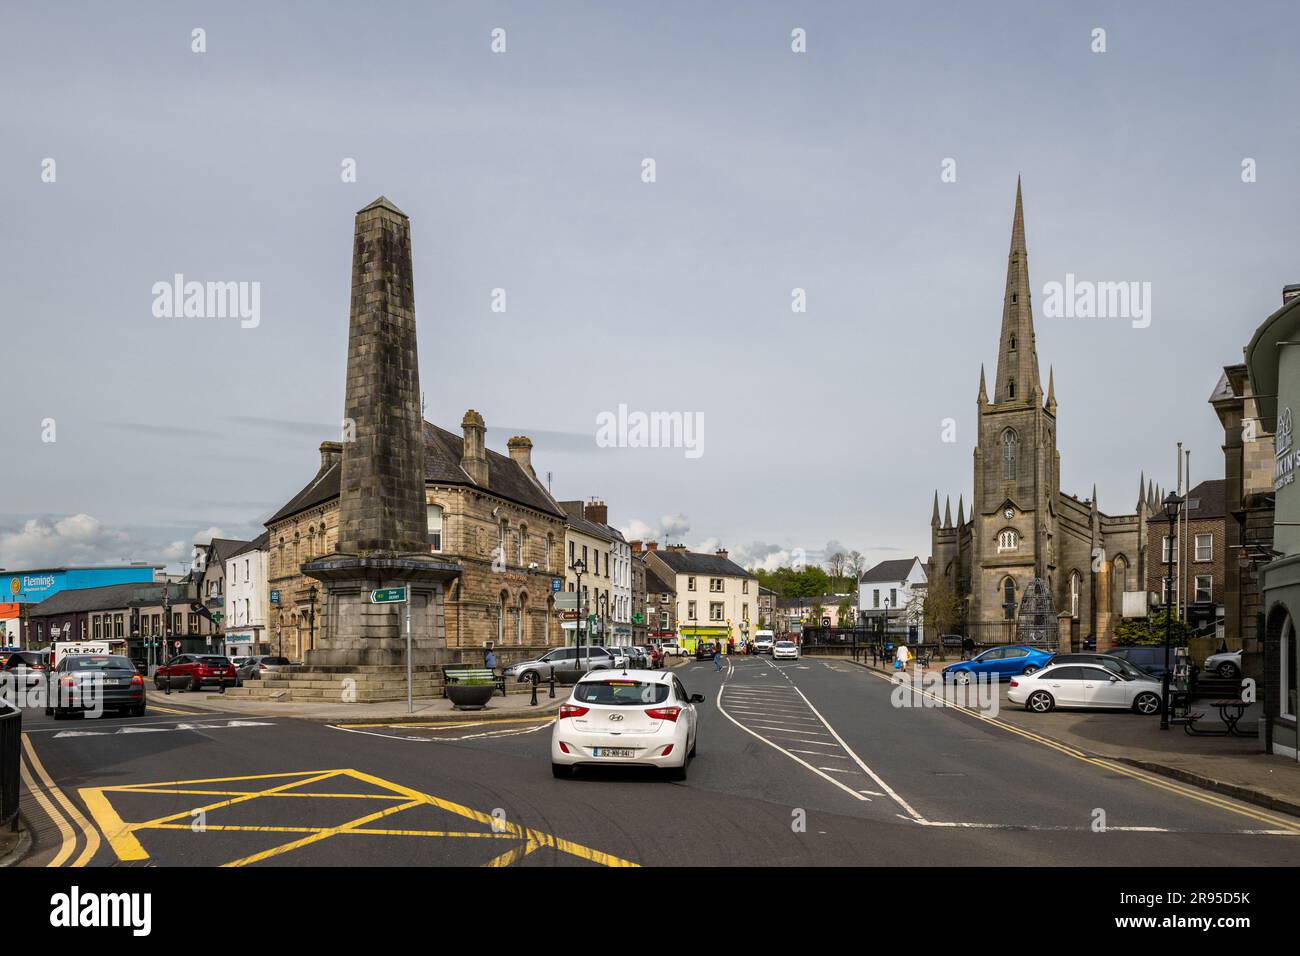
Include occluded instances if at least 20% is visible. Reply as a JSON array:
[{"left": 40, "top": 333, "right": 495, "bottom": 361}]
[{"left": 753, "top": 630, "right": 776, "bottom": 653}]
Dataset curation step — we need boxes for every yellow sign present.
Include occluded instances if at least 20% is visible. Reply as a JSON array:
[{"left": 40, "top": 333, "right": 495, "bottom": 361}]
[{"left": 9, "top": 578, "right": 18, "bottom": 596}]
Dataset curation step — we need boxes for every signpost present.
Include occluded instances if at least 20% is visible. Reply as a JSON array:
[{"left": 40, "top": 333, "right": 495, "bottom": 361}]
[{"left": 371, "top": 587, "right": 412, "bottom": 713}]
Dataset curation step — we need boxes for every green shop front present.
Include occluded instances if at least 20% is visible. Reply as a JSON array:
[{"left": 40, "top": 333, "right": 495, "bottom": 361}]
[{"left": 1245, "top": 288, "right": 1300, "bottom": 760}]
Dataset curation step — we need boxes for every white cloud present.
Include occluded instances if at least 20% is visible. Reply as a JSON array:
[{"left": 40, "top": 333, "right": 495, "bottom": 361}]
[
  {"left": 0, "top": 514, "right": 240, "bottom": 572},
  {"left": 619, "top": 514, "right": 691, "bottom": 545}
]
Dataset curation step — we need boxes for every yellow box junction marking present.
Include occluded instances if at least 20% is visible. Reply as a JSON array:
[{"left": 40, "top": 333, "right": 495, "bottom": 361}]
[{"left": 79, "top": 768, "right": 637, "bottom": 867}]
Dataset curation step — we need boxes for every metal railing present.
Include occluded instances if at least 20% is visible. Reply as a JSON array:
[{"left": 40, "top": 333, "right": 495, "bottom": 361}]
[{"left": 0, "top": 703, "right": 20, "bottom": 831}]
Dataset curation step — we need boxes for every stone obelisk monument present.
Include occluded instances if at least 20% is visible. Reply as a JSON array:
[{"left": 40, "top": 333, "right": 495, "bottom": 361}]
[{"left": 302, "top": 196, "right": 460, "bottom": 667}]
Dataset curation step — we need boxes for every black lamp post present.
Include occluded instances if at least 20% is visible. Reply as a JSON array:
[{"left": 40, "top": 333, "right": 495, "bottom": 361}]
[
  {"left": 1161, "top": 491, "right": 1184, "bottom": 730},
  {"left": 307, "top": 585, "right": 318, "bottom": 656},
  {"left": 571, "top": 558, "right": 587, "bottom": 669}
]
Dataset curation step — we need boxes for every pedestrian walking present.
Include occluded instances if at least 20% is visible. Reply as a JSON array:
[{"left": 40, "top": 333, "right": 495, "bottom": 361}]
[
  {"left": 894, "top": 642, "right": 910, "bottom": 671},
  {"left": 713, "top": 642, "right": 723, "bottom": 671},
  {"left": 961, "top": 636, "right": 975, "bottom": 661},
  {"left": 484, "top": 647, "right": 498, "bottom": 671}
]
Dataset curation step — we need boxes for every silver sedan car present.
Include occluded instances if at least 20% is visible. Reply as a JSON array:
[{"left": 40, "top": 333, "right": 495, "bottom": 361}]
[{"left": 235, "top": 655, "right": 294, "bottom": 684}]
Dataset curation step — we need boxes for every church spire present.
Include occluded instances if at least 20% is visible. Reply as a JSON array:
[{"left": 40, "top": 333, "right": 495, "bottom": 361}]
[
  {"left": 992, "top": 177, "right": 1041, "bottom": 405},
  {"left": 1136, "top": 471, "right": 1147, "bottom": 512},
  {"left": 1046, "top": 365, "right": 1056, "bottom": 414},
  {"left": 978, "top": 364, "right": 988, "bottom": 405},
  {"left": 944, "top": 495, "right": 953, "bottom": 529},
  {"left": 956, "top": 495, "right": 965, "bottom": 527},
  {"left": 931, "top": 491, "right": 941, "bottom": 527}
]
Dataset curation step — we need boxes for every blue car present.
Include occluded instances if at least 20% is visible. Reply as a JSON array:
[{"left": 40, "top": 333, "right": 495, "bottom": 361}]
[{"left": 943, "top": 644, "right": 1055, "bottom": 684}]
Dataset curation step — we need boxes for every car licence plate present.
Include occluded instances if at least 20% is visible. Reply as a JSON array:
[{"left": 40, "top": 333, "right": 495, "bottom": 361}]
[
  {"left": 105, "top": 679, "right": 122, "bottom": 685},
  {"left": 593, "top": 747, "right": 634, "bottom": 758}
]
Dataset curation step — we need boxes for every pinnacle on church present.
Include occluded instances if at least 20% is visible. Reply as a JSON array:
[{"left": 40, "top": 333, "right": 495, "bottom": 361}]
[
  {"left": 993, "top": 178, "right": 1041, "bottom": 404},
  {"left": 1091, "top": 483, "right": 1098, "bottom": 514},
  {"left": 944, "top": 495, "right": 953, "bottom": 529},
  {"left": 978, "top": 364, "right": 988, "bottom": 404},
  {"left": 956, "top": 495, "right": 965, "bottom": 527},
  {"left": 1046, "top": 365, "right": 1057, "bottom": 413},
  {"left": 1137, "top": 471, "right": 1147, "bottom": 511},
  {"left": 931, "top": 490, "right": 941, "bottom": 527}
]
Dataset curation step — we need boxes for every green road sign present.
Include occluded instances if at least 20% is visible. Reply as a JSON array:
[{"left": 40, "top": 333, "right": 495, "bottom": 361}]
[{"left": 370, "top": 587, "right": 409, "bottom": 604}]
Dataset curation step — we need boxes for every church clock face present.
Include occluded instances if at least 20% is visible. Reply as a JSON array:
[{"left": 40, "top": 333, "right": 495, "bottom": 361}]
[{"left": 1004, "top": 508, "right": 1014, "bottom": 519}]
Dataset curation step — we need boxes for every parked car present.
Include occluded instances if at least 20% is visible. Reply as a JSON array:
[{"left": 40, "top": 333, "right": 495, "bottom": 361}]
[
  {"left": 551, "top": 670, "right": 704, "bottom": 780},
  {"left": 0, "top": 647, "right": 18, "bottom": 667},
  {"left": 502, "top": 646, "right": 617, "bottom": 685},
  {"left": 1046, "top": 652, "right": 1152, "bottom": 682},
  {"left": 942, "top": 644, "right": 1054, "bottom": 684},
  {"left": 624, "top": 646, "right": 650, "bottom": 668},
  {"left": 235, "top": 655, "right": 293, "bottom": 684},
  {"left": 694, "top": 643, "right": 718, "bottom": 661},
  {"left": 46, "top": 653, "right": 146, "bottom": 718},
  {"left": 3, "top": 650, "right": 51, "bottom": 674},
  {"left": 772, "top": 640, "right": 800, "bottom": 660},
  {"left": 1203, "top": 648, "right": 1242, "bottom": 679},
  {"left": 659, "top": 642, "right": 683, "bottom": 657},
  {"left": 753, "top": 634, "right": 776, "bottom": 654},
  {"left": 1008, "top": 662, "right": 1163, "bottom": 715},
  {"left": 154, "top": 654, "right": 238, "bottom": 692},
  {"left": 1106, "top": 646, "right": 1180, "bottom": 680}
]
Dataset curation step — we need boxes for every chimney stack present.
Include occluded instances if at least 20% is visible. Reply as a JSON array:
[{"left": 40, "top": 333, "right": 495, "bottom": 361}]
[
  {"left": 461, "top": 409, "right": 489, "bottom": 487},
  {"left": 584, "top": 499, "right": 609, "bottom": 525},
  {"left": 629, "top": 540, "right": 642, "bottom": 553},
  {"left": 507, "top": 435, "right": 535, "bottom": 478},
  {"left": 1284, "top": 283, "right": 1300, "bottom": 304},
  {"left": 666, "top": 544, "right": 688, "bottom": 553},
  {"left": 715, "top": 548, "right": 729, "bottom": 560},
  {"left": 646, "top": 541, "right": 658, "bottom": 552},
  {"left": 320, "top": 440, "right": 343, "bottom": 471}
]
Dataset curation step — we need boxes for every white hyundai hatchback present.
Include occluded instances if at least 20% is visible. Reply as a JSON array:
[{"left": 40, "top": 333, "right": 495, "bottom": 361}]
[
  {"left": 772, "top": 640, "right": 800, "bottom": 660},
  {"left": 551, "top": 670, "right": 703, "bottom": 780}
]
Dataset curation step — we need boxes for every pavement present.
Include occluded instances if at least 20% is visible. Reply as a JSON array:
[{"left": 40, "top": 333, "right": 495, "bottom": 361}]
[
  {"left": 8, "top": 653, "right": 1298, "bottom": 868},
  {"left": 829, "top": 653, "right": 1300, "bottom": 819}
]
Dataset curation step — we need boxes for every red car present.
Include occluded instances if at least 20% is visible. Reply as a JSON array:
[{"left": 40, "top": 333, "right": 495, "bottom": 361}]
[{"left": 155, "top": 654, "right": 237, "bottom": 692}]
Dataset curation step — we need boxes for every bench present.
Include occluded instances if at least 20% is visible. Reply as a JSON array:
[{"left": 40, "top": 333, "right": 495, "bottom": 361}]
[{"left": 441, "top": 666, "right": 506, "bottom": 698}]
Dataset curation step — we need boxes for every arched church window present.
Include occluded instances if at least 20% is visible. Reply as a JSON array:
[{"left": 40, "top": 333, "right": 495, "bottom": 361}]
[
  {"left": 1002, "top": 429, "right": 1017, "bottom": 479},
  {"left": 1069, "top": 570, "right": 1081, "bottom": 618},
  {"left": 997, "top": 529, "right": 1019, "bottom": 552},
  {"left": 1009, "top": 334, "right": 1017, "bottom": 349},
  {"left": 1008, "top": 379, "right": 1017, "bottom": 399},
  {"left": 1001, "top": 578, "right": 1017, "bottom": 619}
]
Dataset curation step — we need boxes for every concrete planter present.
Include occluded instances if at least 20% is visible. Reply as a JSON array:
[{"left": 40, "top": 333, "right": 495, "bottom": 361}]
[{"left": 447, "top": 683, "right": 494, "bottom": 710}]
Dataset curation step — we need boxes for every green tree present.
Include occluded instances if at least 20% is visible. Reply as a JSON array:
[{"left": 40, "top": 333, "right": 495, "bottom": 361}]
[
  {"left": 835, "top": 597, "right": 854, "bottom": 627},
  {"left": 1112, "top": 610, "right": 1189, "bottom": 647},
  {"left": 923, "top": 577, "right": 963, "bottom": 637}
]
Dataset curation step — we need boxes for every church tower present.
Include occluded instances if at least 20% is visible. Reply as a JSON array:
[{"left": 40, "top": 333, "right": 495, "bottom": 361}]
[{"left": 968, "top": 179, "right": 1061, "bottom": 624}]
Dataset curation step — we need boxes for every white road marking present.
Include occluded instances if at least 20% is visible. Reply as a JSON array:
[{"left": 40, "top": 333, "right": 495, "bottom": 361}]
[
  {"left": 52, "top": 719, "right": 275, "bottom": 738},
  {"left": 749, "top": 725, "right": 830, "bottom": 736}
]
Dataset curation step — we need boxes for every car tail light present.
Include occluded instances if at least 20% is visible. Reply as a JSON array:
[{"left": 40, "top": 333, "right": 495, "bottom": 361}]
[
  {"left": 60, "top": 675, "right": 76, "bottom": 687},
  {"left": 559, "top": 704, "right": 588, "bottom": 719},
  {"left": 558, "top": 741, "right": 571, "bottom": 753},
  {"left": 645, "top": 706, "right": 681, "bottom": 722},
  {"left": 1009, "top": 680, "right": 1019, "bottom": 688},
  {"left": 662, "top": 744, "right": 674, "bottom": 756},
  {"left": 131, "top": 674, "right": 144, "bottom": 686}
]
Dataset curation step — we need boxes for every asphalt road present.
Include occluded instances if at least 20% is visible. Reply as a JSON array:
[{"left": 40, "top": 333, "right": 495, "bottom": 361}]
[{"left": 15, "top": 656, "right": 1300, "bottom": 867}]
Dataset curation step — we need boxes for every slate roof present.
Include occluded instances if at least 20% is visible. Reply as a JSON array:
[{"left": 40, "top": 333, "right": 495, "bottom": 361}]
[
  {"left": 228, "top": 532, "right": 270, "bottom": 560},
  {"left": 860, "top": 557, "right": 922, "bottom": 584},
  {"left": 651, "top": 550, "right": 754, "bottom": 579},
  {"left": 266, "top": 421, "right": 564, "bottom": 526},
  {"left": 1144, "top": 479, "right": 1227, "bottom": 522},
  {"left": 25, "top": 581, "right": 184, "bottom": 618},
  {"left": 558, "top": 501, "right": 615, "bottom": 542},
  {"left": 646, "top": 568, "right": 674, "bottom": 595},
  {"left": 207, "top": 538, "right": 252, "bottom": 566}
]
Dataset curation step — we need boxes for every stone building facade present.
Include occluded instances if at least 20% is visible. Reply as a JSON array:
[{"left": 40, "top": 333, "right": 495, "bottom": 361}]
[
  {"left": 929, "top": 182, "right": 1149, "bottom": 651},
  {"left": 266, "top": 412, "right": 568, "bottom": 664}
]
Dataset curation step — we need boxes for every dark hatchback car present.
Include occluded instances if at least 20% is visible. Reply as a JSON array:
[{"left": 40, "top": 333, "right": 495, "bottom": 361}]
[
  {"left": 154, "top": 654, "right": 238, "bottom": 692},
  {"left": 1105, "top": 646, "right": 1187, "bottom": 680},
  {"left": 46, "top": 654, "right": 146, "bottom": 718},
  {"left": 4, "top": 650, "right": 51, "bottom": 674}
]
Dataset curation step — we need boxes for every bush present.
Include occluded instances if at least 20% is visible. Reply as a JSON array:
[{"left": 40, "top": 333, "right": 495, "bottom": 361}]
[{"left": 1113, "top": 610, "right": 1189, "bottom": 647}]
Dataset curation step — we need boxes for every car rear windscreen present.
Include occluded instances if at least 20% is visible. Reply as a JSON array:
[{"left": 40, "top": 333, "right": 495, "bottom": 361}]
[
  {"left": 574, "top": 680, "right": 670, "bottom": 705},
  {"left": 198, "top": 656, "right": 231, "bottom": 665},
  {"left": 64, "top": 655, "right": 134, "bottom": 670}
]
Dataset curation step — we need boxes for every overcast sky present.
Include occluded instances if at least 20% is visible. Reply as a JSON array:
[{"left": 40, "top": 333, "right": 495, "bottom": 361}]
[{"left": 1, "top": 1, "right": 1297, "bottom": 575}]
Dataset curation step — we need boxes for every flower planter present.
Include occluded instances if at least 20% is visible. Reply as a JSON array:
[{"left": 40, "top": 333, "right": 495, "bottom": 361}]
[{"left": 447, "top": 683, "right": 494, "bottom": 710}]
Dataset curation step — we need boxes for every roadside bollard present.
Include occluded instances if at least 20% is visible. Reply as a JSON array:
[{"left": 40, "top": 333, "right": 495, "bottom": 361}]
[
  {"left": 548, "top": 669, "right": 556, "bottom": 699},
  {"left": 529, "top": 678, "right": 538, "bottom": 707}
]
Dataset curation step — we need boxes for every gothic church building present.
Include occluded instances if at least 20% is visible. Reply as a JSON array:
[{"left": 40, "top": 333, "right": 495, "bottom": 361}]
[{"left": 929, "top": 181, "right": 1157, "bottom": 649}]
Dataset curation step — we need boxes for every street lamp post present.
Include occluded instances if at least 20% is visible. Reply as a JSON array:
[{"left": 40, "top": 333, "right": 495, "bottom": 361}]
[
  {"left": 1161, "top": 492, "right": 1184, "bottom": 730},
  {"left": 571, "top": 558, "right": 587, "bottom": 670},
  {"left": 307, "top": 585, "right": 318, "bottom": 656}
]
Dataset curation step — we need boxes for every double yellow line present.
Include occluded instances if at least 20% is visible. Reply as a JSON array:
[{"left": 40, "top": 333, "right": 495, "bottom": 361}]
[{"left": 18, "top": 733, "right": 102, "bottom": 866}]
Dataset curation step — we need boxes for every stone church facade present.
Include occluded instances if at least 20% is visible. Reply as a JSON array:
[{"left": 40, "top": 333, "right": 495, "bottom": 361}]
[{"left": 929, "top": 182, "right": 1151, "bottom": 650}]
